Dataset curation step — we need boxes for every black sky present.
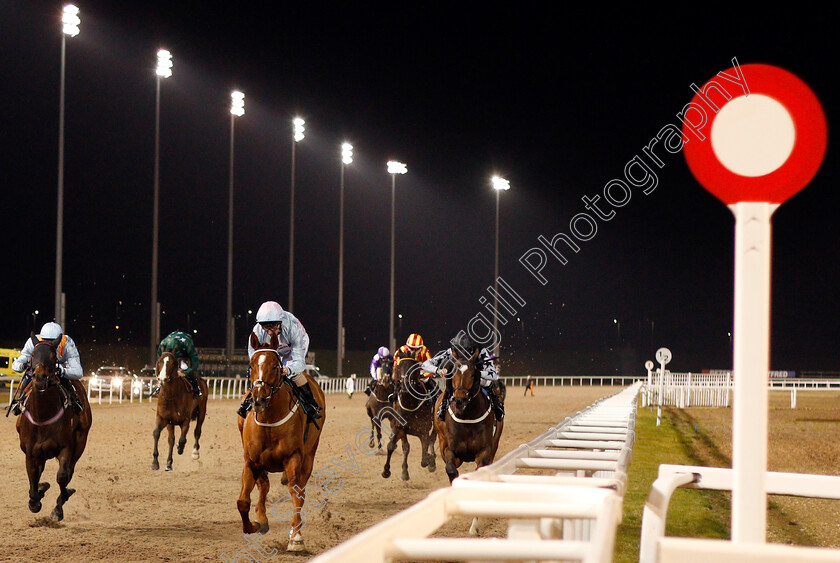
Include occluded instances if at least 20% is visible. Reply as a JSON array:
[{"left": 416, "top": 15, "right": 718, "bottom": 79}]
[{"left": 3, "top": 2, "right": 839, "bottom": 374}]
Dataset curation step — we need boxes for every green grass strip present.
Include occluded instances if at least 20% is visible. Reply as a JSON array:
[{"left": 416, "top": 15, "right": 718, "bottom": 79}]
[{"left": 613, "top": 406, "right": 730, "bottom": 562}]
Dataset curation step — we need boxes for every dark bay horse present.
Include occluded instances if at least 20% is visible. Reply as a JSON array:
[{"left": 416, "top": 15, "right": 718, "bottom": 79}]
[
  {"left": 433, "top": 347, "right": 504, "bottom": 484},
  {"left": 238, "top": 331, "right": 326, "bottom": 552},
  {"left": 16, "top": 336, "right": 92, "bottom": 521},
  {"left": 382, "top": 357, "right": 437, "bottom": 480},
  {"left": 365, "top": 356, "right": 395, "bottom": 451},
  {"left": 151, "top": 351, "right": 208, "bottom": 471}
]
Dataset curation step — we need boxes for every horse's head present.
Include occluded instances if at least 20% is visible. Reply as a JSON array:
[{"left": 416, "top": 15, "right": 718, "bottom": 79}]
[
  {"left": 450, "top": 347, "right": 480, "bottom": 411},
  {"left": 155, "top": 351, "right": 179, "bottom": 387},
  {"left": 30, "top": 336, "right": 60, "bottom": 392},
  {"left": 379, "top": 357, "right": 394, "bottom": 385},
  {"left": 248, "top": 331, "right": 284, "bottom": 414}
]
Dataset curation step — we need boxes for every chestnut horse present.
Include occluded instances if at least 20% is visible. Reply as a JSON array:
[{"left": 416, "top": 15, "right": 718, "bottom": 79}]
[
  {"left": 382, "top": 357, "right": 437, "bottom": 480},
  {"left": 433, "top": 347, "right": 504, "bottom": 484},
  {"left": 151, "top": 351, "right": 208, "bottom": 471},
  {"left": 238, "top": 331, "right": 326, "bottom": 552},
  {"left": 365, "top": 356, "right": 394, "bottom": 451},
  {"left": 16, "top": 337, "right": 92, "bottom": 521}
]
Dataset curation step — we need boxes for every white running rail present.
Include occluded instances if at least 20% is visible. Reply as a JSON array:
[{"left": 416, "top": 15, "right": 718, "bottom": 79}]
[{"left": 311, "top": 381, "right": 642, "bottom": 563}]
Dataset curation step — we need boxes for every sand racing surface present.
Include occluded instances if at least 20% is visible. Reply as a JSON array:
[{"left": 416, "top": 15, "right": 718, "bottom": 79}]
[{"left": 1, "top": 384, "right": 620, "bottom": 562}]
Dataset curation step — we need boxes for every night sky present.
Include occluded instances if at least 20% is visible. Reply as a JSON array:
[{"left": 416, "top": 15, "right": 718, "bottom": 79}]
[{"left": 3, "top": 3, "right": 839, "bottom": 374}]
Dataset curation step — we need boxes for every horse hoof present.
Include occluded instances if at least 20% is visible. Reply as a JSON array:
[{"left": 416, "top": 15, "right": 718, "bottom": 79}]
[
  {"left": 420, "top": 458, "right": 428, "bottom": 468},
  {"left": 428, "top": 463, "right": 436, "bottom": 473},
  {"left": 151, "top": 461, "right": 159, "bottom": 471},
  {"left": 257, "top": 521, "right": 269, "bottom": 534},
  {"left": 191, "top": 450, "right": 200, "bottom": 460},
  {"left": 29, "top": 500, "right": 42, "bottom": 513},
  {"left": 177, "top": 446, "right": 185, "bottom": 455},
  {"left": 287, "top": 533, "right": 305, "bottom": 552},
  {"left": 50, "top": 507, "right": 64, "bottom": 522},
  {"left": 469, "top": 517, "right": 480, "bottom": 536},
  {"left": 165, "top": 465, "right": 172, "bottom": 472},
  {"left": 401, "top": 472, "right": 410, "bottom": 481},
  {"left": 382, "top": 470, "right": 391, "bottom": 479}
]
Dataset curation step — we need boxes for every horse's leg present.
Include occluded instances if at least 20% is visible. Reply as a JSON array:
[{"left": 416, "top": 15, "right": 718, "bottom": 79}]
[
  {"left": 25, "top": 455, "right": 48, "bottom": 513},
  {"left": 382, "top": 424, "right": 400, "bottom": 478},
  {"left": 165, "top": 423, "right": 175, "bottom": 471},
  {"left": 426, "top": 426, "right": 437, "bottom": 472},
  {"left": 284, "top": 452, "right": 307, "bottom": 552},
  {"left": 253, "top": 470, "right": 270, "bottom": 535},
  {"left": 177, "top": 419, "right": 190, "bottom": 456},
  {"left": 50, "top": 447, "right": 78, "bottom": 521},
  {"left": 400, "top": 430, "right": 411, "bottom": 481},
  {"left": 441, "top": 440, "right": 460, "bottom": 484},
  {"left": 237, "top": 462, "right": 261, "bottom": 534},
  {"left": 151, "top": 417, "right": 164, "bottom": 470},
  {"left": 192, "top": 405, "right": 205, "bottom": 460}
]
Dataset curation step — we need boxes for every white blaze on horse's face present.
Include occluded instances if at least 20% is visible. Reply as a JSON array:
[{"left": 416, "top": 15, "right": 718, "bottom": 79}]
[
  {"left": 158, "top": 355, "right": 170, "bottom": 381},
  {"left": 257, "top": 354, "right": 267, "bottom": 381},
  {"left": 458, "top": 364, "right": 469, "bottom": 374}
]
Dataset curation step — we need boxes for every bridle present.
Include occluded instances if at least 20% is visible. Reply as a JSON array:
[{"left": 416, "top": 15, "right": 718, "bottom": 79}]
[
  {"left": 250, "top": 348, "right": 296, "bottom": 426},
  {"left": 30, "top": 341, "right": 60, "bottom": 392}
]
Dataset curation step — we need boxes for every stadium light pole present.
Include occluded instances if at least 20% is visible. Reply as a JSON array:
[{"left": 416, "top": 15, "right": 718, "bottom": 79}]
[
  {"left": 491, "top": 176, "right": 510, "bottom": 357},
  {"left": 55, "top": 4, "right": 80, "bottom": 328},
  {"left": 337, "top": 143, "right": 353, "bottom": 379},
  {"left": 226, "top": 90, "right": 245, "bottom": 376},
  {"left": 150, "top": 49, "right": 172, "bottom": 363},
  {"left": 288, "top": 117, "right": 305, "bottom": 313},
  {"left": 387, "top": 161, "right": 407, "bottom": 354}
]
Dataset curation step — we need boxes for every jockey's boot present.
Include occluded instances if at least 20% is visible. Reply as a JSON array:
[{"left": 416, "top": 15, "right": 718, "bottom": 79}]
[
  {"left": 9, "top": 373, "right": 32, "bottom": 416},
  {"left": 296, "top": 382, "right": 322, "bottom": 420},
  {"left": 186, "top": 373, "right": 202, "bottom": 398},
  {"left": 58, "top": 378, "right": 84, "bottom": 413},
  {"left": 488, "top": 386, "right": 505, "bottom": 421},
  {"left": 236, "top": 391, "right": 252, "bottom": 418},
  {"left": 364, "top": 381, "right": 373, "bottom": 396},
  {"left": 437, "top": 389, "right": 451, "bottom": 421}
]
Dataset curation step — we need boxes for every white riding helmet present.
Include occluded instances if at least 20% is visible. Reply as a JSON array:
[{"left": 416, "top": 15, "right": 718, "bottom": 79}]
[
  {"left": 256, "top": 301, "right": 284, "bottom": 323},
  {"left": 40, "top": 322, "right": 63, "bottom": 339}
]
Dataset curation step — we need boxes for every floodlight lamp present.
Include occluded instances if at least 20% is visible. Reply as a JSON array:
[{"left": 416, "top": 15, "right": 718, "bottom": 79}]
[
  {"left": 387, "top": 161, "right": 407, "bottom": 175},
  {"left": 342, "top": 143, "right": 353, "bottom": 165},
  {"left": 492, "top": 176, "right": 510, "bottom": 191},
  {"left": 156, "top": 49, "right": 173, "bottom": 78},
  {"left": 294, "top": 117, "right": 305, "bottom": 142},
  {"left": 62, "top": 4, "right": 80, "bottom": 37},
  {"left": 230, "top": 90, "right": 245, "bottom": 116}
]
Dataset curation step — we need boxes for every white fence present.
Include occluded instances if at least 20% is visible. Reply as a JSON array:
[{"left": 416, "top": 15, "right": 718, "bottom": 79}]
[
  {"left": 640, "top": 464, "right": 840, "bottom": 562},
  {"left": 312, "top": 382, "right": 642, "bottom": 563}
]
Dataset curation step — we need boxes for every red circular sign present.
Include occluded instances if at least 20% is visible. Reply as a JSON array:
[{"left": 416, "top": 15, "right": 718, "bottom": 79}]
[{"left": 683, "top": 64, "right": 827, "bottom": 205}]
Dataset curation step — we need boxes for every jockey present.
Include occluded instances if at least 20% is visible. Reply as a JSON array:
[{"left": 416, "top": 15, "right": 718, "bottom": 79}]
[
  {"left": 154, "top": 330, "right": 201, "bottom": 398},
  {"left": 236, "top": 301, "right": 322, "bottom": 421},
  {"left": 421, "top": 333, "right": 504, "bottom": 422},
  {"left": 9, "top": 321, "right": 84, "bottom": 415},
  {"left": 393, "top": 333, "right": 432, "bottom": 368},
  {"left": 365, "top": 346, "right": 393, "bottom": 396}
]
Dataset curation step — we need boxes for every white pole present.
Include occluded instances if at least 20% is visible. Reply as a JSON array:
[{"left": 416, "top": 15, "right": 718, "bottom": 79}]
[{"left": 730, "top": 201, "right": 775, "bottom": 543}]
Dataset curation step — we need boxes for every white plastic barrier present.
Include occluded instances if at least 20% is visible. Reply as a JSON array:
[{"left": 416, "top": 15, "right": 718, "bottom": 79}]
[
  {"left": 312, "top": 382, "right": 642, "bottom": 563},
  {"left": 640, "top": 464, "right": 840, "bottom": 563}
]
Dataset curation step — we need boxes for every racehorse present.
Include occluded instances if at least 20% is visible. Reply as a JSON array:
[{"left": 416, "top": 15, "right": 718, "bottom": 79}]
[
  {"left": 433, "top": 347, "right": 504, "bottom": 484},
  {"left": 382, "top": 357, "right": 437, "bottom": 480},
  {"left": 151, "top": 351, "right": 208, "bottom": 471},
  {"left": 16, "top": 336, "right": 92, "bottom": 521},
  {"left": 238, "top": 331, "right": 326, "bottom": 552},
  {"left": 365, "top": 356, "right": 395, "bottom": 451}
]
